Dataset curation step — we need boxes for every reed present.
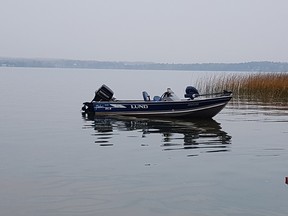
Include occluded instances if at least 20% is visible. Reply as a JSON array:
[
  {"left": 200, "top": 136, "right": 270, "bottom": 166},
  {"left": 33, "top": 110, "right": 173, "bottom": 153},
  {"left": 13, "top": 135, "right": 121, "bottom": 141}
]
[{"left": 195, "top": 72, "right": 288, "bottom": 103}]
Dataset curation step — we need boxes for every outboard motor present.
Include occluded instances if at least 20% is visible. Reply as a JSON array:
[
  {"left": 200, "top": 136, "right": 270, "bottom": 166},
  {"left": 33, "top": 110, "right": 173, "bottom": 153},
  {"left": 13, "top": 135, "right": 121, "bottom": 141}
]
[
  {"left": 92, "top": 84, "right": 114, "bottom": 102},
  {"left": 184, "top": 86, "right": 199, "bottom": 99},
  {"left": 82, "top": 84, "right": 114, "bottom": 113}
]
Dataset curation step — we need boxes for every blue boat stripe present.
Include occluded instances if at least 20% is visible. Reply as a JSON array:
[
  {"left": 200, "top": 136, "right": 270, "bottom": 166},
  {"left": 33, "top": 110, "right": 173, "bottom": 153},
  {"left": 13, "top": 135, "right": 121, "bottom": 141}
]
[{"left": 94, "top": 102, "right": 227, "bottom": 116}]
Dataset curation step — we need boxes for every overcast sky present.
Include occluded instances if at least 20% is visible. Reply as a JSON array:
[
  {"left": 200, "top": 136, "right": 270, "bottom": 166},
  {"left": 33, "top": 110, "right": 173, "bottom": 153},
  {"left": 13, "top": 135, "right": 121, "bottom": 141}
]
[{"left": 1, "top": 0, "right": 287, "bottom": 63}]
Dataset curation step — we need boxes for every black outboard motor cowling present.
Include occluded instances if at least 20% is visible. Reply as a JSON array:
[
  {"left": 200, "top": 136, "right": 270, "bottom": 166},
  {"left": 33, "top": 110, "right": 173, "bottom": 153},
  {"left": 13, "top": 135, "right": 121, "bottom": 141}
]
[
  {"left": 184, "top": 86, "right": 199, "bottom": 99},
  {"left": 92, "top": 84, "right": 114, "bottom": 102},
  {"left": 82, "top": 84, "right": 114, "bottom": 113}
]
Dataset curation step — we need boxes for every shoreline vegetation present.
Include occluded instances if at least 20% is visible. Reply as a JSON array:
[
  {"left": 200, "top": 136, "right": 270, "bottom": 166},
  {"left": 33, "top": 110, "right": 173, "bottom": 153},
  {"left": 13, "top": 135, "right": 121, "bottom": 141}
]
[
  {"left": 1, "top": 57, "right": 288, "bottom": 72},
  {"left": 1, "top": 57, "right": 287, "bottom": 103},
  {"left": 196, "top": 72, "right": 288, "bottom": 103}
]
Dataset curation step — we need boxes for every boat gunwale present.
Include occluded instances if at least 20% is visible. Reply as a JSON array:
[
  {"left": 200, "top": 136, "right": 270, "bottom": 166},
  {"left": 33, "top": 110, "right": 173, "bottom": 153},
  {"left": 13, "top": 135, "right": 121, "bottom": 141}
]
[{"left": 92, "top": 95, "right": 232, "bottom": 105}]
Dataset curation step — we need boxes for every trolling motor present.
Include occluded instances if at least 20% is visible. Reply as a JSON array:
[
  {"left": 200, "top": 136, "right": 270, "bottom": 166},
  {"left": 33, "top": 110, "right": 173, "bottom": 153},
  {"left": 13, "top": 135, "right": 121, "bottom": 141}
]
[
  {"left": 184, "top": 86, "right": 233, "bottom": 99},
  {"left": 184, "top": 86, "right": 200, "bottom": 99}
]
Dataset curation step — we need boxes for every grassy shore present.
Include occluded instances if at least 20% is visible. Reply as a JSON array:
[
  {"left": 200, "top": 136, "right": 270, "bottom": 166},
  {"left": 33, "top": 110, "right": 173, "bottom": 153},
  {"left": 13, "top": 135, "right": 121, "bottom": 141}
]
[{"left": 196, "top": 72, "right": 288, "bottom": 103}]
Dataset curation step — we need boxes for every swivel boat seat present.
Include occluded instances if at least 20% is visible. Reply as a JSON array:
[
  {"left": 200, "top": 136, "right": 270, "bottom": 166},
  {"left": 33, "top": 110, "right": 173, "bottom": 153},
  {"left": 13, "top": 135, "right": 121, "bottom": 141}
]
[{"left": 142, "top": 91, "right": 151, "bottom": 101}]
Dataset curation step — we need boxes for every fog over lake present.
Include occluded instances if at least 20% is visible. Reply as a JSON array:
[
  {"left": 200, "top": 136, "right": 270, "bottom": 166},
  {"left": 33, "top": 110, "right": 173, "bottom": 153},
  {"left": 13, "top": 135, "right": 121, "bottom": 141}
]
[{"left": 0, "top": 68, "right": 287, "bottom": 216}]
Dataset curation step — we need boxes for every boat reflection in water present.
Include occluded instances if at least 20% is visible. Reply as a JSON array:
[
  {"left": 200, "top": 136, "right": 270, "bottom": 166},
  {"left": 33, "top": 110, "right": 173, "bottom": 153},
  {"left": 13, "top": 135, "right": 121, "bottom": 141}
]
[{"left": 82, "top": 113, "right": 232, "bottom": 156}]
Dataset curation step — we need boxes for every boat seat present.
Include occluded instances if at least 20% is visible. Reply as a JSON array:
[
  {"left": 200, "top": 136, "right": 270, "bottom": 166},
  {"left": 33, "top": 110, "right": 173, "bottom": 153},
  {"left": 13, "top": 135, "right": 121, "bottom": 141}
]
[
  {"left": 142, "top": 91, "right": 150, "bottom": 101},
  {"left": 153, "top": 96, "right": 161, "bottom": 101}
]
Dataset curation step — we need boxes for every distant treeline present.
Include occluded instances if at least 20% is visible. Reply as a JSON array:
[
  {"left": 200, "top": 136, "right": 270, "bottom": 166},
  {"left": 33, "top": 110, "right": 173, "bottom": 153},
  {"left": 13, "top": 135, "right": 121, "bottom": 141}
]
[{"left": 1, "top": 57, "right": 288, "bottom": 72}]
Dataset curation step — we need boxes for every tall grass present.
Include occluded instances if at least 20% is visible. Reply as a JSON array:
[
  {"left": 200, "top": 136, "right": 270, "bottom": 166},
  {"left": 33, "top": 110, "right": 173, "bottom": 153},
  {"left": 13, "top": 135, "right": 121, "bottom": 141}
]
[{"left": 195, "top": 72, "right": 288, "bottom": 103}]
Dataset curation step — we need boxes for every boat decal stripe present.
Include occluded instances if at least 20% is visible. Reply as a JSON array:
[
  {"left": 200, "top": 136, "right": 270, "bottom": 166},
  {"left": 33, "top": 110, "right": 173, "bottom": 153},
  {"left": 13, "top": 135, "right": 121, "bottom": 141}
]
[
  {"left": 110, "top": 104, "right": 126, "bottom": 108},
  {"left": 95, "top": 102, "right": 227, "bottom": 116}
]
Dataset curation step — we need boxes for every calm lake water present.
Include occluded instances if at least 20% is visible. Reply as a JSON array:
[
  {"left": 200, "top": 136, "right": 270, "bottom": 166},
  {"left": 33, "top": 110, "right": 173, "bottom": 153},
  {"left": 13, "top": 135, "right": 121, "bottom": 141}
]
[{"left": 0, "top": 67, "right": 287, "bottom": 216}]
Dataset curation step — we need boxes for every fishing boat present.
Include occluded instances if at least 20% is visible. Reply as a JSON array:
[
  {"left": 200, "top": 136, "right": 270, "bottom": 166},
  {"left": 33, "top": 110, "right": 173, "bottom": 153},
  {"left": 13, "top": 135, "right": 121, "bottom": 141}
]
[{"left": 81, "top": 84, "right": 232, "bottom": 118}]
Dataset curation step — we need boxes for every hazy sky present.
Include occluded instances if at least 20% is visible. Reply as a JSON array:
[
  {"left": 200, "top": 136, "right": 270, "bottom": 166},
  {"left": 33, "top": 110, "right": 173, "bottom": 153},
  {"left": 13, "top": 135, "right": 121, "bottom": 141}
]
[{"left": 1, "top": 0, "right": 287, "bottom": 63}]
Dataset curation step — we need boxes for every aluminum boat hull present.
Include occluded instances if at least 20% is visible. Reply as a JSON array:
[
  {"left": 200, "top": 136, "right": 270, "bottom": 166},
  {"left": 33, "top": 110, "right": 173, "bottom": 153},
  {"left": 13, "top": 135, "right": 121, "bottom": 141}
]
[{"left": 83, "top": 95, "right": 232, "bottom": 118}]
